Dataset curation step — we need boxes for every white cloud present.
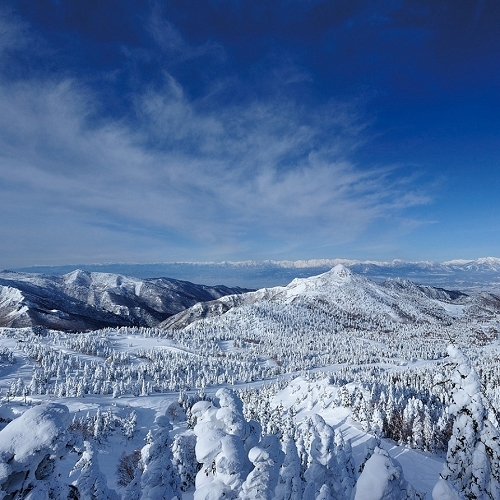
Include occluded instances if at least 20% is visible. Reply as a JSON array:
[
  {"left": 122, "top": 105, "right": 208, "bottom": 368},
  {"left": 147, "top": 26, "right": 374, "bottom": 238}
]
[
  {"left": 0, "top": 12, "right": 432, "bottom": 267},
  {"left": 148, "top": 9, "right": 225, "bottom": 64}
]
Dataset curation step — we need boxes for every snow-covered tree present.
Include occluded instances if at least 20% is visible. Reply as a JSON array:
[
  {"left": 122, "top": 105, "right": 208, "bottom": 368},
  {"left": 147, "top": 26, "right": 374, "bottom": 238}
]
[
  {"left": 192, "top": 389, "right": 252, "bottom": 500},
  {"left": 239, "top": 434, "right": 285, "bottom": 500},
  {"left": 316, "top": 484, "right": 333, "bottom": 500},
  {"left": 371, "top": 406, "right": 385, "bottom": 438},
  {"left": 335, "top": 429, "right": 357, "bottom": 499},
  {"left": 172, "top": 430, "right": 198, "bottom": 492},
  {"left": 433, "top": 345, "right": 500, "bottom": 500},
  {"left": 139, "top": 415, "right": 181, "bottom": 500},
  {"left": 93, "top": 407, "right": 104, "bottom": 440},
  {"left": 304, "top": 415, "right": 340, "bottom": 498},
  {"left": 121, "top": 410, "right": 137, "bottom": 440},
  {"left": 358, "top": 435, "right": 380, "bottom": 474},
  {"left": 275, "top": 436, "right": 304, "bottom": 500},
  {"left": 216, "top": 387, "right": 260, "bottom": 453},
  {"left": 353, "top": 447, "right": 419, "bottom": 499},
  {"left": 71, "top": 440, "right": 119, "bottom": 500}
]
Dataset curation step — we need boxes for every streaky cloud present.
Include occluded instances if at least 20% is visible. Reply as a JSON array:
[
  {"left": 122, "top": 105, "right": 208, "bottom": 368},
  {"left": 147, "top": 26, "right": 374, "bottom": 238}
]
[{"left": 0, "top": 8, "right": 434, "bottom": 267}]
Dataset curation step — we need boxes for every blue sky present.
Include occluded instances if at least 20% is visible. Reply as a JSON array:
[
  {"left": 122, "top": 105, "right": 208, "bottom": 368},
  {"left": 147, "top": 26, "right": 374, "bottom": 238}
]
[{"left": 0, "top": 0, "right": 499, "bottom": 267}]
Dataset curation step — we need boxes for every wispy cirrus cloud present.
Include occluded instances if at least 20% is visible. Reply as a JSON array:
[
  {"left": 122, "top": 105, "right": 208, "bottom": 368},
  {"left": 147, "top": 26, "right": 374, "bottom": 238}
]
[
  {"left": 0, "top": 8, "right": 433, "bottom": 267},
  {"left": 0, "top": 8, "right": 27, "bottom": 57}
]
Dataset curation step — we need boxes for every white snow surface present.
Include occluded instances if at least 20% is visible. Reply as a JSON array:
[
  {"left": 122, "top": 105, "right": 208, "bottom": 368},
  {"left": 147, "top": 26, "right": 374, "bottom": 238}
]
[
  {"left": 0, "top": 402, "right": 70, "bottom": 497},
  {"left": 353, "top": 447, "right": 417, "bottom": 500},
  {"left": 0, "top": 402, "right": 69, "bottom": 466}
]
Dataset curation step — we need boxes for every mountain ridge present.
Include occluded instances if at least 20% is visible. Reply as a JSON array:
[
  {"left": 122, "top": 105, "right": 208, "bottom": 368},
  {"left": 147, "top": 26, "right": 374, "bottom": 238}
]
[
  {"left": 0, "top": 269, "right": 250, "bottom": 331},
  {"left": 10, "top": 257, "right": 500, "bottom": 290},
  {"left": 160, "top": 264, "right": 500, "bottom": 332}
]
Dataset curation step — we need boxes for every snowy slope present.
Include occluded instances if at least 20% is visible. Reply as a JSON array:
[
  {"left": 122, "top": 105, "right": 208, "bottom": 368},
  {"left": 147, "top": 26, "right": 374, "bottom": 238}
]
[
  {"left": 161, "top": 264, "right": 498, "bottom": 331},
  {"left": 0, "top": 270, "right": 250, "bottom": 331}
]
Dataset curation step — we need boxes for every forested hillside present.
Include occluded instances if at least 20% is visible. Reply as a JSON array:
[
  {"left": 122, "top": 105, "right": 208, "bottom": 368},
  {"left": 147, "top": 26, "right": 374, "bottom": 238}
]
[{"left": 0, "top": 266, "right": 499, "bottom": 498}]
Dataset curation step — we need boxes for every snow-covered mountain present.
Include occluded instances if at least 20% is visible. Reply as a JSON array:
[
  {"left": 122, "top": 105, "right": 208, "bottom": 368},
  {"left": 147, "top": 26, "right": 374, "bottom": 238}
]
[
  {"left": 1, "top": 264, "right": 500, "bottom": 499},
  {"left": 161, "top": 264, "right": 500, "bottom": 332},
  {"left": 13, "top": 257, "right": 500, "bottom": 290},
  {"left": 0, "top": 270, "right": 249, "bottom": 331}
]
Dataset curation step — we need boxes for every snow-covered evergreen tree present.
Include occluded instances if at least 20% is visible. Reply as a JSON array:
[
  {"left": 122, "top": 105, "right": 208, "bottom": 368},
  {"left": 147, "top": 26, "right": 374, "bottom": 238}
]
[
  {"left": 353, "top": 447, "right": 419, "bottom": 500},
  {"left": 139, "top": 415, "right": 181, "bottom": 500},
  {"left": 0, "top": 403, "right": 72, "bottom": 500},
  {"left": 192, "top": 389, "right": 252, "bottom": 500},
  {"left": 172, "top": 430, "right": 198, "bottom": 492},
  {"left": 304, "top": 415, "right": 339, "bottom": 498},
  {"left": 316, "top": 483, "right": 333, "bottom": 500},
  {"left": 275, "top": 436, "right": 304, "bottom": 500},
  {"left": 335, "top": 429, "right": 357, "bottom": 499},
  {"left": 93, "top": 407, "right": 104, "bottom": 441},
  {"left": 216, "top": 387, "right": 260, "bottom": 453},
  {"left": 433, "top": 345, "right": 500, "bottom": 500},
  {"left": 121, "top": 410, "right": 137, "bottom": 440},
  {"left": 358, "top": 435, "right": 380, "bottom": 474},
  {"left": 239, "top": 434, "right": 285, "bottom": 500},
  {"left": 71, "top": 440, "right": 119, "bottom": 500},
  {"left": 371, "top": 406, "right": 385, "bottom": 438}
]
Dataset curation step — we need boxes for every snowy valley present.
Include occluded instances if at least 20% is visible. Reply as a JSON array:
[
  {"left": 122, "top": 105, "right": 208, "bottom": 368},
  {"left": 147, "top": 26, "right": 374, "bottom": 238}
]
[{"left": 0, "top": 265, "right": 499, "bottom": 499}]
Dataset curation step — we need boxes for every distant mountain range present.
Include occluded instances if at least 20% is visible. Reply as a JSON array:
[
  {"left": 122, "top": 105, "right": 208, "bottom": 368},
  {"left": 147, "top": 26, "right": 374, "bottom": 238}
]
[
  {"left": 10, "top": 257, "right": 500, "bottom": 291},
  {"left": 0, "top": 270, "right": 249, "bottom": 331},
  {"left": 2, "top": 262, "right": 499, "bottom": 333}
]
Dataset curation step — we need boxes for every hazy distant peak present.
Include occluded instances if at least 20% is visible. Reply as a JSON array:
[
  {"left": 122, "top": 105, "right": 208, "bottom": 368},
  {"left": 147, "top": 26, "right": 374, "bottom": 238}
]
[
  {"left": 475, "top": 257, "right": 500, "bottom": 265},
  {"left": 63, "top": 269, "right": 92, "bottom": 285},
  {"left": 285, "top": 264, "right": 354, "bottom": 295},
  {"left": 328, "top": 263, "right": 353, "bottom": 278}
]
